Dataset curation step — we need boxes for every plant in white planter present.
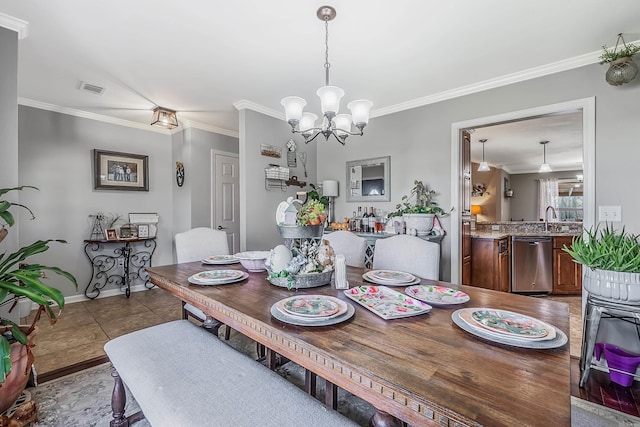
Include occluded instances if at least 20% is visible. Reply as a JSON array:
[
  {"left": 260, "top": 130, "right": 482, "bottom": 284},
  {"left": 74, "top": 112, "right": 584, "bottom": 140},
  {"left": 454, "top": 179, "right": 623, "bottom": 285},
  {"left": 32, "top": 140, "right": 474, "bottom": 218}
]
[
  {"left": 563, "top": 224, "right": 640, "bottom": 303},
  {"left": 389, "top": 180, "right": 452, "bottom": 235}
]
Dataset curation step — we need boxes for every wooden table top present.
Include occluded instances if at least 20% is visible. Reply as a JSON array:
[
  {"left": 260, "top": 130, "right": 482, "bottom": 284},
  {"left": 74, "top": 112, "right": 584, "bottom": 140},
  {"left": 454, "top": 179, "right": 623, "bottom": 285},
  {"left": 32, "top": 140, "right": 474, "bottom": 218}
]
[{"left": 147, "top": 263, "right": 570, "bottom": 427}]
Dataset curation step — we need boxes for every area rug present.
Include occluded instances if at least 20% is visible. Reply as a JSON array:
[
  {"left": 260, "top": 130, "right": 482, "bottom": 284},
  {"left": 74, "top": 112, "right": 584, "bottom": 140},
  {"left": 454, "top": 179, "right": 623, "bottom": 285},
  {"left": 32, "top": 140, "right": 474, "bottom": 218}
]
[{"left": 21, "top": 330, "right": 640, "bottom": 426}]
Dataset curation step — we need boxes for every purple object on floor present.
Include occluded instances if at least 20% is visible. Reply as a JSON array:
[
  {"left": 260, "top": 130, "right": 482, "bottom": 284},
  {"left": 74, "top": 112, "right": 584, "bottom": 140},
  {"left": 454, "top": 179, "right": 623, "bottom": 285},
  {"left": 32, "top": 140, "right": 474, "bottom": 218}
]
[{"left": 594, "top": 343, "right": 640, "bottom": 387}]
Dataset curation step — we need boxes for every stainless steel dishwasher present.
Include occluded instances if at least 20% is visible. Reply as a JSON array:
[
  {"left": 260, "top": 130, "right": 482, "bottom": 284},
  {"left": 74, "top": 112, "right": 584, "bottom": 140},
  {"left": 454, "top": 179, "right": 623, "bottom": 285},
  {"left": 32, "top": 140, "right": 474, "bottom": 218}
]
[{"left": 511, "top": 236, "right": 552, "bottom": 293}]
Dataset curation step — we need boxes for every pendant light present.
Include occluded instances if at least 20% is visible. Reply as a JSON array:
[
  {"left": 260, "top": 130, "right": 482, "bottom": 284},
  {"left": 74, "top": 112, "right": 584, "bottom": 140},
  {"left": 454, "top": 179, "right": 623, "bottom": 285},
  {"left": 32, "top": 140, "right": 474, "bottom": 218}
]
[
  {"left": 477, "top": 139, "right": 490, "bottom": 172},
  {"left": 539, "top": 140, "right": 552, "bottom": 173}
]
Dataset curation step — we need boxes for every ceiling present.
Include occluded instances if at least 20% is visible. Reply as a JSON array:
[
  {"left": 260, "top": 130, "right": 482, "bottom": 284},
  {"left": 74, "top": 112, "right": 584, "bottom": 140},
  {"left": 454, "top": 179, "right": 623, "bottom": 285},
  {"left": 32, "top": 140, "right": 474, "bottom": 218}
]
[{"left": 1, "top": 1, "right": 639, "bottom": 169}]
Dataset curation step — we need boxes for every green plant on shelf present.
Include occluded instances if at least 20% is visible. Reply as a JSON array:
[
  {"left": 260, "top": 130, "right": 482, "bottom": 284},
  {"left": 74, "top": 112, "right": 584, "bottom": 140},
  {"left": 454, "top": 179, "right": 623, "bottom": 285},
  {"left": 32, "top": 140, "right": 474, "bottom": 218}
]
[{"left": 388, "top": 179, "right": 452, "bottom": 217}]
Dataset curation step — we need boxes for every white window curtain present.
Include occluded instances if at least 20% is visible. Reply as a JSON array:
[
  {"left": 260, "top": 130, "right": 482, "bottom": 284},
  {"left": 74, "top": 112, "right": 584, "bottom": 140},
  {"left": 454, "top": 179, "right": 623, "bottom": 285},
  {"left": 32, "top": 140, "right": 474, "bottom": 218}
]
[{"left": 538, "top": 178, "right": 559, "bottom": 221}]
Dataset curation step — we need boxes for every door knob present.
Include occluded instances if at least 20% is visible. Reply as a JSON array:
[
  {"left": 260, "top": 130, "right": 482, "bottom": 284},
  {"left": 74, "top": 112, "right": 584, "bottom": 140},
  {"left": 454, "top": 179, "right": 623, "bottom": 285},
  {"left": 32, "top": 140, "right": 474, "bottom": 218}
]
[{"left": 217, "top": 226, "right": 227, "bottom": 230}]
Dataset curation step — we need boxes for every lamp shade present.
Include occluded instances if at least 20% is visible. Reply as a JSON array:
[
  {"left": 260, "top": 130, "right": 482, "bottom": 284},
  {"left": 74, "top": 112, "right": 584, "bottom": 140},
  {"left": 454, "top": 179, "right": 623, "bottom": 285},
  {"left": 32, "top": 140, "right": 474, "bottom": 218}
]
[
  {"left": 333, "top": 114, "right": 352, "bottom": 137},
  {"left": 316, "top": 86, "right": 345, "bottom": 115},
  {"left": 281, "top": 96, "right": 307, "bottom": 124},
  {"left": 299, "top": 112, "right": 318, "bottom": 136},
  {"left": 477, "top": 162, "right": 490, "bottom": 172},
  {"left": 471, "top": 205, "right": 482, "bottom": 215},
  {"left": 322, "top": 180, "right": 339, "bottom": 197},
  {"left": 539, "top": 163, "right": 552, "bottom": 173},
  {"left": 347, "top": 100, "right": 373, "bottom": 126}
]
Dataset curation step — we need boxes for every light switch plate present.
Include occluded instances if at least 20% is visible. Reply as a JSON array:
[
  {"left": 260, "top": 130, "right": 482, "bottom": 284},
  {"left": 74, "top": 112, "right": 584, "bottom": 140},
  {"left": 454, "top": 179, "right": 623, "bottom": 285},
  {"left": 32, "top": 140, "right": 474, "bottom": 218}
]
[{"left": 598, "top": 205, "right": 622, "bottom": 222}]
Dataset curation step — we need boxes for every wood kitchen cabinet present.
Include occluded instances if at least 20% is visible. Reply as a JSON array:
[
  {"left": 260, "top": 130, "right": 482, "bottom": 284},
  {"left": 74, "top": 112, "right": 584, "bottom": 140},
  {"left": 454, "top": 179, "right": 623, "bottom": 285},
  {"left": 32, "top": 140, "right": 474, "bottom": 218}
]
[
  {"left": 552, "top": 236, "right": 582, "bottom": 295},
  {"left": 462, "top": 221, "right": 471, "bottom": 285},
  {"left": 470, "top": 237, "right": 510, "bottom": 292}
]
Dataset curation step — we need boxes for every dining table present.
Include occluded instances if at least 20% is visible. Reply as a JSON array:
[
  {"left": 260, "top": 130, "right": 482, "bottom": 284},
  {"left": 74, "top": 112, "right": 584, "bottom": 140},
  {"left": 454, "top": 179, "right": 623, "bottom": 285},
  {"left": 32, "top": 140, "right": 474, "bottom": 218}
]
[{"left": 146, "top": 262, "right": 571, "bottom": 427}]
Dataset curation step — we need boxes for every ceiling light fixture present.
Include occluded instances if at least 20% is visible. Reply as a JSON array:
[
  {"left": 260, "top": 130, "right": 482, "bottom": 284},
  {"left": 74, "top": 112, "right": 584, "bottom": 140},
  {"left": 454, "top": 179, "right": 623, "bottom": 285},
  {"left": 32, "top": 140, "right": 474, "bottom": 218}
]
[
  {"left": 281, "top": 6, "right": 372, "bottom": 145},
  {"left": 477, "top": 139, "right": 490, "bottom": 171},
  {"left": 151, "top": 107, "right": 178, "bottom": 129},
  {"left": 538, "top": 140, "right": 552, "bottom": 173}
]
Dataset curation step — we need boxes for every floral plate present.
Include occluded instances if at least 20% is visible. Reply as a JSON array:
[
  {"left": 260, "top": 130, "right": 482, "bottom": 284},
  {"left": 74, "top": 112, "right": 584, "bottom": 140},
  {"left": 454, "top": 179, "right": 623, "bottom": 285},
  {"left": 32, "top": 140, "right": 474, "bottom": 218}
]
[
  {"left": 368, "top": 270, "right": 416, "bottom": 284},
  {"left": 189, "top": 269, "right": 245, "bottom": 284},
  {"left": 405, "top": 285, "right": 470, "bottom": 306},
  {"left": 459, "top": 308, "right": 555, "bottom": 340},
  {"left": 270, "top": 302, "right": 355, "bottom": 327},
  {"left": 277, "top": 295, "right": 348, "bottom": 319},
  {"left": 187, "top": 271, "right": 248, "bottom": 286},
  {"left": 202, "top": 255, "right": 240, "bottom": 265},
  {"left": 362, "top": 272, "right": 421, "bottom": 287},
  {"left": 343, "top": 286, "right": 431, "bottom": 320}
]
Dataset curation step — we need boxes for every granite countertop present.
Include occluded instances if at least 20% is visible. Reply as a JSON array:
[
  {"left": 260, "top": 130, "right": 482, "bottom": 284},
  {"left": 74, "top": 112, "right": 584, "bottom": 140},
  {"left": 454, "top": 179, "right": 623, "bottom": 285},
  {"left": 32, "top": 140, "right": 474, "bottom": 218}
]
[{"left": 471, "top": 230, "right": 580, "bottom": 239}]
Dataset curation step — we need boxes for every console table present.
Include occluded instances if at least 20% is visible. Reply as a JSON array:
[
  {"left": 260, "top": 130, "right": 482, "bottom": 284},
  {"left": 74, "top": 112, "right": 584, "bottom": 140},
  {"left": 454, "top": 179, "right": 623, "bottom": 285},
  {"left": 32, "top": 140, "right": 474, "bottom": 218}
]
[
  {"left": 324, "top": 231, "right": 444, "bottom": 268},
  {"left": 83, "top": 237, "right": 157, "bottom": 299}
]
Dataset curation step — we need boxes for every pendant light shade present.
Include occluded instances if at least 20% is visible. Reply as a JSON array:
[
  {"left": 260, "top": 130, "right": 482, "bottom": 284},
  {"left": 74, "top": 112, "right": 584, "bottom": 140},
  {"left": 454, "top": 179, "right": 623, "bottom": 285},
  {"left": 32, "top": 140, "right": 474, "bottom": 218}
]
[
  {"left": 477, "top": 139, "right": 490, "bottom": 172},
  {"left": 539, "top": 141, "right": 552, "bottom": 173},
  {"left": 151, "top": 107, "right": 178, "bottom": 129}
]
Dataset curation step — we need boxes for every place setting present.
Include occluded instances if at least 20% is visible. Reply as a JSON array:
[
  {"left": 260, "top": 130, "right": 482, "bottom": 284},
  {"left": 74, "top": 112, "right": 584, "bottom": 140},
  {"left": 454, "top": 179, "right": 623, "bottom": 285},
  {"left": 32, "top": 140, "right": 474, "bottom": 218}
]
[
  {"left": 405, "top": 285, "right": 470, "bottom": 306},
  {"left": 201, "top": 255, "right": 240, "bottom": 265},
  {"left": 270, "top": 294, "right": 355, "bottom": 326},
  {"left": 362, "top": 269, "right": 421, "bottom": 286},
  {"left": 452, "top": 307, "right": 568, "bottom": 349},
  {"left": 188, "top": 269, "right": 248, "bottom": 286},
  {"left": 344, "top": 286, "right": 432, "bottom": 320}
]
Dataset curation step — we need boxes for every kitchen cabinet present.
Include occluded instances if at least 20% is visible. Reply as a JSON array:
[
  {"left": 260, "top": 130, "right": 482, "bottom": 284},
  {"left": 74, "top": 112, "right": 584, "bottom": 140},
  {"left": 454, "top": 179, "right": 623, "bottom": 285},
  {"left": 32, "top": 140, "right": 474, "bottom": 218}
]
[
  {"left": 470, "top": 237, "right": 510, "bottom": 292},
  {"left": 552, "top": 236, "right": 582, "bottom": 295},
  {"left": 462, "top": 221, "right": 471, "bottom": 285}
]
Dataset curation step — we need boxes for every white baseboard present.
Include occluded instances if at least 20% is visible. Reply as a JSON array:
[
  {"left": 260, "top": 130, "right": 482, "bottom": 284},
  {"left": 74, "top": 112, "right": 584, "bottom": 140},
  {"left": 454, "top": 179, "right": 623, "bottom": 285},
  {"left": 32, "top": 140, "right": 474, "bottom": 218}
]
[{"left": 25, "top": 284, "right": 157, "bottom": 311}]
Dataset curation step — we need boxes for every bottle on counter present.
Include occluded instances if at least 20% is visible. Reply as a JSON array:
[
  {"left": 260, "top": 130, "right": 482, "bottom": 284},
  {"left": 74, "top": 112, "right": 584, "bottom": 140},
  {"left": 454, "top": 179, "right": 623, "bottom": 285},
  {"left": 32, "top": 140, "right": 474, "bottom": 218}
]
[
  {"left": 350, "top": 211, "right": 357, "bottom": 232},
  {"left": 357, "top": 206, "right": 363, "bottom": 232},
  {"left": 368, "top": 207, "right": 376, "bottom": 233}
]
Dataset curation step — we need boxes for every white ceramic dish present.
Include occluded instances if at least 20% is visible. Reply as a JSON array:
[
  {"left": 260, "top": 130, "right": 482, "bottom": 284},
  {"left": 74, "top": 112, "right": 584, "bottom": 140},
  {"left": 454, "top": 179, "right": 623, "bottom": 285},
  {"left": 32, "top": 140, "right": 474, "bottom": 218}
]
[
  {"left": 188, "top": 271, "right": 248, "bottom": 286},
  {"left": 234, "top": 251, "right": 270, "bottom": 272},
  {"left": 270, "top": 302, "right": 355, "bottom": 327},
  {"left": 405, "top": 285, "right": 469, "bottom": 306}
]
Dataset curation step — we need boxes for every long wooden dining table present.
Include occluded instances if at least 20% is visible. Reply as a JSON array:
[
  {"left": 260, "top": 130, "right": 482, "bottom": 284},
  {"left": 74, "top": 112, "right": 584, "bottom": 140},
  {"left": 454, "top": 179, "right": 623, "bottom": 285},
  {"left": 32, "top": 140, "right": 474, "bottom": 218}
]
[{"left": 146, "top": 262, "right": 570, "bottom": 427}]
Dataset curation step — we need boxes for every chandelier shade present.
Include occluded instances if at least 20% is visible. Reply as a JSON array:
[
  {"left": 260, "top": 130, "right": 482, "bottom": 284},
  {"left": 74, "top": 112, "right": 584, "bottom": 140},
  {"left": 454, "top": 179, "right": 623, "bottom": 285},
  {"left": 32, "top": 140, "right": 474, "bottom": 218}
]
[{"left": 281, "top": 6, "right": 372, "bottom": 145}]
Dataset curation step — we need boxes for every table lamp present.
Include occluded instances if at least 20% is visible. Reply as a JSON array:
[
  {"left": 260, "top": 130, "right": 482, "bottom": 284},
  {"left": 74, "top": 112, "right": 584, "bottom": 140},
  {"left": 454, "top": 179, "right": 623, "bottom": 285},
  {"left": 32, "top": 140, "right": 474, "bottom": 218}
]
[
  {"left": 322, "top": 180, "right": 339, "bottom": 224},
  {"left": 471, "top": 204, "right": 482, "bottom": 230}
]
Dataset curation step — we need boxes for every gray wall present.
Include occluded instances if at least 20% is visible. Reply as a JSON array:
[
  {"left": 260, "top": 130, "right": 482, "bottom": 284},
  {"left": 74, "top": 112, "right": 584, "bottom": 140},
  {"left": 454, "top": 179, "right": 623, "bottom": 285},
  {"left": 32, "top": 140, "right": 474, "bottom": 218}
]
[
  {"left": 317, "top": 62, "right": 640, "bottom": 282},
  {"left": 240, "top": 109, "right": 317, "bottom": 251},
  {"left": 510, "top": 170, "right": 583, "bottom": 221}
]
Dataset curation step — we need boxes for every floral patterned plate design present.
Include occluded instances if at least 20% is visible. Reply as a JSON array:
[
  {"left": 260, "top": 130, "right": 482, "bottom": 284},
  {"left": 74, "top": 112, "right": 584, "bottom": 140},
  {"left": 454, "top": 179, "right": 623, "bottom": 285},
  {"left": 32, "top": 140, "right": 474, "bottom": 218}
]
[
  {"left": 343, "top": 286, "right": 431, "bottom": 320},
  {"left": 202, "top": 255, "right": 240, "bottom": 265},
  {"left": 459, "top": 308, "right": 556, "bottom": 341},
  {"left": 188, "top": 271, "right": 248, "bottom": 286},
  {"left": 189, "top": 269, "right": 245, "bottom": 284},
  {"left": 367, "top": 270, "right": 416, "bottom": 284},
  {"left": 277, "top": 295, "right": 348, "bottom": 319},
  {"left": 362, "top": 272, "right": 421, "bottom": 287},
  {"left": 452, "top": 309, "right": 567, "bottom": 349},
  {"left": 270, "top": 301, "right": 355, "bottom": 327},
  {"left": 405, "top": 285, "right": 470, "bottom": 306}
]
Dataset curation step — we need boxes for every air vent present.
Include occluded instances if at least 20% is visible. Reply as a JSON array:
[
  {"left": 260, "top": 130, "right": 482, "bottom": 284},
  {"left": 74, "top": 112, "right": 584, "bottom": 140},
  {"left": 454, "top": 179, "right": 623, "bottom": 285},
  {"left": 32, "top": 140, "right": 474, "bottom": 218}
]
[{"left": 78, "top": 81, "right": 106, "bottom": 96}]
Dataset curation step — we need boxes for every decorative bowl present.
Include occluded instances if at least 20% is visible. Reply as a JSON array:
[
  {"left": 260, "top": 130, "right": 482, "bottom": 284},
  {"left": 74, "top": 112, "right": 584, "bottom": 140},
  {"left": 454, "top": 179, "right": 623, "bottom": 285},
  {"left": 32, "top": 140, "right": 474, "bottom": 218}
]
[
  {"left": 266, "top": 267, "right": 333, "bottom": 289},
  {"left": 233, "top": 251, "right": 270, "bottom": 272},
  {"left": 583, "top": 268, "right": 640, "bottom": 304},
  {"left": 277, "top": 225, "right": 324, "bottom": 239}
]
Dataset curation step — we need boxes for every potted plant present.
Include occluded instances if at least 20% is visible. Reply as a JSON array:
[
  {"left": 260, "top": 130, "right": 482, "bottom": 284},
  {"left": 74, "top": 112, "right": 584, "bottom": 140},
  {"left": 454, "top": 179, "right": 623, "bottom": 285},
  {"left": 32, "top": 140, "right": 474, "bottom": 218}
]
[
  {"left": 563, "top": 224, "right": 640, "bottom": 303},
  {"left": 0, "top": 186, "right": 77, "bottom": 412},
  {"left": 600, "top": 34, "right": 640, "bottom": 86},
  {"left": 389, "top": 180, "right": 452, "bottom": 235}
]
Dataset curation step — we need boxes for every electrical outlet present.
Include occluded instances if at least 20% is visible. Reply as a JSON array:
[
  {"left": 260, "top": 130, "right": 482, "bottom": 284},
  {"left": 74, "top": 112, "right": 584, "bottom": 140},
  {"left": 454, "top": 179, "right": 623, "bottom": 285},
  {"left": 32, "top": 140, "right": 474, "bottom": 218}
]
[
  {"left": 598, "top": 205, "right": 622, "bottom": 222},
  {"left": 491, "top": 225, "right": 500, "bottom": 231}
]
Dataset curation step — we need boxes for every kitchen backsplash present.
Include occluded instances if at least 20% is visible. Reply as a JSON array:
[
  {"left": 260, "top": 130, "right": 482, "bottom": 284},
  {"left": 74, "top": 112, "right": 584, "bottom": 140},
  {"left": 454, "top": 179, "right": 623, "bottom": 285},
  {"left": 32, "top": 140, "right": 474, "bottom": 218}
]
[{"left": 475, "top": 221, "right": 583, "bottom": 234}]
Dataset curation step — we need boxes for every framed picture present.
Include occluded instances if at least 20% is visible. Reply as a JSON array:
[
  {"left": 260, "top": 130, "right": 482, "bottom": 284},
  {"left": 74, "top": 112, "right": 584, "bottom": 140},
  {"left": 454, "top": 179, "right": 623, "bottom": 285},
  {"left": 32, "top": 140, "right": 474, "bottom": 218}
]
[
  {"left": 94, "top": 149, "right": 149, "bottom": 191},
  {"left": 105, "top": 228, "right": 118, "bottom": 241},
  {"left": 138, "top": 224, "right": 149, "bottom": 238}
]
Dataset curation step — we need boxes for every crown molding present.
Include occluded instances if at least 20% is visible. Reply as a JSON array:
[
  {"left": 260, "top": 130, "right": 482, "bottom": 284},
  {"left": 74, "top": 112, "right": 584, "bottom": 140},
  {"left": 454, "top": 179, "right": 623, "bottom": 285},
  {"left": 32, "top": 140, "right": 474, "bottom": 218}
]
[
  {"left": 0, "top": 13, "right": 29, "bottom": 39},
  {"left": 18, "top": 98, "right": 171, "bottom": 133},
  {"left": 179, "top": 120, "right": 239, "bottom": 138},
  {"left": 371, "top": 50, "right": 603, "bottom": 118},
  {"left": 233, "top": 99, "right": 284, "bottom": 121}
]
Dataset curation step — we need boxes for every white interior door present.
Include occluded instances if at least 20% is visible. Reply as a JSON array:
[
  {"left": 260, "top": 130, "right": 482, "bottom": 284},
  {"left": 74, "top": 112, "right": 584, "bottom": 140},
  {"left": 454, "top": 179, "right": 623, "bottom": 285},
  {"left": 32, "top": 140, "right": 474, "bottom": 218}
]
[{"left": 213, "top": 151, "right": 240, "bottom": 254}]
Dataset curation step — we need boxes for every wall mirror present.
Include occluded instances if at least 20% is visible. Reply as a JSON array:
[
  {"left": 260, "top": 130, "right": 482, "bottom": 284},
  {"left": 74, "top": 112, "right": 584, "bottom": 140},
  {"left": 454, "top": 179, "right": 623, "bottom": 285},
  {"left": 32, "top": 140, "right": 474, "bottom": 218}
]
[{"left": 346, "top": 156, "right": 390, "bottom": 202}]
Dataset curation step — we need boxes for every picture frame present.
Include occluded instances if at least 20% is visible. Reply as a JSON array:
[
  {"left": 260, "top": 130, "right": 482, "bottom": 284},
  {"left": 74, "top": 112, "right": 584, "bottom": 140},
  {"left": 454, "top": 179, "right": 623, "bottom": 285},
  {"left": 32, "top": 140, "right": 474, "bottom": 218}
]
[
  {"left": 138, "top": 224, "right": 149, "bottom": 238},
  {"left": 94, "top": 149, "right": 149, "bottom": 191},
  {"left": 105, "top": 228, "right": 118, "bottom": 241}
]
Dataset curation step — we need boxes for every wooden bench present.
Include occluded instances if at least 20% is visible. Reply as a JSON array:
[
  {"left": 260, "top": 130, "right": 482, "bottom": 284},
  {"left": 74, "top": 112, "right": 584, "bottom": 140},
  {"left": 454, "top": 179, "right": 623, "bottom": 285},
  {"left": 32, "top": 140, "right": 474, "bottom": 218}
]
[{"left": 104, "top": 320, "right": 358, "bottom": 427}]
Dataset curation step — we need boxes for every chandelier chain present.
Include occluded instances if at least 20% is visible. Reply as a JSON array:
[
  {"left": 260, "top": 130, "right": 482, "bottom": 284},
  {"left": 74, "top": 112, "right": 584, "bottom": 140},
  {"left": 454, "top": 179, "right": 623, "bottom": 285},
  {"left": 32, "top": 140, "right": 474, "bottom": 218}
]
[{"left": 324, "top": 18, "right": 331, "bottom": 85}]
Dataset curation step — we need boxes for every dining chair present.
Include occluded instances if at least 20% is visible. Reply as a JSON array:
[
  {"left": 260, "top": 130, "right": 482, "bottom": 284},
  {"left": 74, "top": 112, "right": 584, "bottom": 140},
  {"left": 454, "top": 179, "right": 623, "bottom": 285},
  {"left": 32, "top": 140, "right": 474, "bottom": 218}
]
[
  {"left": 174, "top": 227, "right": 232, "bottom": 339},
  {"left": 372, "top": 234, "right": 440, "bottom": 280},
  {"left": 323, "top": 230, "right": 367, "bottom": 268}
]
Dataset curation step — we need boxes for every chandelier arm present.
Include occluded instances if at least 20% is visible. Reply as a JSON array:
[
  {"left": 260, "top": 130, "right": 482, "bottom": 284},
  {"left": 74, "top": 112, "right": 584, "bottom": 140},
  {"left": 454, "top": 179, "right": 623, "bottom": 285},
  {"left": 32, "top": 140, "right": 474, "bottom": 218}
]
[
  {"left": 331, "top": 132, "right": 347, "bottom": 145},
  {"left": 302, "top": 131, "right": 323, "bottom": 145}
]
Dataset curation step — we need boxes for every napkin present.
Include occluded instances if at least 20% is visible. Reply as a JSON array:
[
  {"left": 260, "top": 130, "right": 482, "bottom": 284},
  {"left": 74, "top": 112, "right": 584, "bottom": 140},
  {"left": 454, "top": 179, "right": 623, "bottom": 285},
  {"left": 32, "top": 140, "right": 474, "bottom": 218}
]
[{"left": 334, "top": 254, "right": 349, "bottom": 289}]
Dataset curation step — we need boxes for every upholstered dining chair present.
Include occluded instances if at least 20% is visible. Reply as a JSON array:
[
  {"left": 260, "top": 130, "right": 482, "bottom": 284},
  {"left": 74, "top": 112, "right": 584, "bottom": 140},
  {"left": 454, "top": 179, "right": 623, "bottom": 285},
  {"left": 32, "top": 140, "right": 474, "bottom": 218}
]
[
  {"left": 323, "top": 230, "right": 367, "bottom": 268},
  {"left": 372, "top": 234, "right": 440, "bottom": 280},
  {"left": 174, "top": 227, "right": 232, "bottom": 339}
]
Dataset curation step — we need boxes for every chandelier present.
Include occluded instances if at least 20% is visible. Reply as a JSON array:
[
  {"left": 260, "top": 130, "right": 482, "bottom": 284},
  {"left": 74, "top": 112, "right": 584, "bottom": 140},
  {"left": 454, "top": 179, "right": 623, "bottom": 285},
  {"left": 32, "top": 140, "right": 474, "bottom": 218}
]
[{"left": 281, "top": 6, "right": 372, "bottom": 145}]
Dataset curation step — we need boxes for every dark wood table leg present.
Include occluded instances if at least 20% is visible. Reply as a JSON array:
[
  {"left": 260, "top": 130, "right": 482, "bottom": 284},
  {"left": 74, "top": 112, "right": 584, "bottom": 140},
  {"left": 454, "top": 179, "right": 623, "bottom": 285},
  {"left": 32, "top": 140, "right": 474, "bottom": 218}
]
[
  {"left": 305, "top": 370, "right": 317, "bottom": 397},
  {"left": 265, "top": 347, "right": 277, "bottom": 370},
  {"left": 325, "top": 380, "right": 338, "bottom": 410},
  {"left": 369, "top": 410, "right": 402, "bottom": 427}
]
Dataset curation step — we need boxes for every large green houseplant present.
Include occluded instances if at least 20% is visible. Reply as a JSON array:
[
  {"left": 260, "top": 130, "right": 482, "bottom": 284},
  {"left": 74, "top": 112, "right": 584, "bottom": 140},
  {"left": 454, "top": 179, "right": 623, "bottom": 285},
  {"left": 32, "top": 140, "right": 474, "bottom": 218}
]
[
  {"left": 0, "top": 186, "right": 77, "bottom": 410},
  {"left": 563, "top": 224, "right": 640, "bottom": 303}
]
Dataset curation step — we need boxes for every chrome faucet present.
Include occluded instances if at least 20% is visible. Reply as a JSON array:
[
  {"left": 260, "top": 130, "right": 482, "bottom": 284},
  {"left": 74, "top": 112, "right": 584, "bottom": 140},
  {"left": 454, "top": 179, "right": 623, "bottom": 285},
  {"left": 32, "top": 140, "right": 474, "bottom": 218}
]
[{"left": 544, "top": 206, "right": 557, "bottom": 232}]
